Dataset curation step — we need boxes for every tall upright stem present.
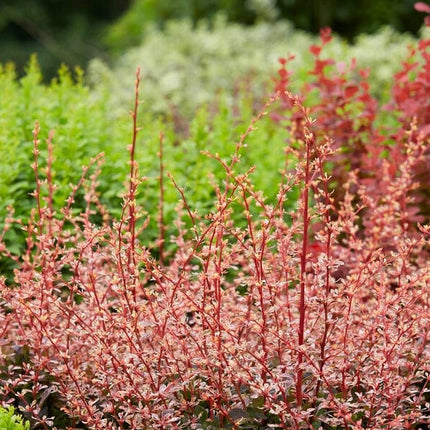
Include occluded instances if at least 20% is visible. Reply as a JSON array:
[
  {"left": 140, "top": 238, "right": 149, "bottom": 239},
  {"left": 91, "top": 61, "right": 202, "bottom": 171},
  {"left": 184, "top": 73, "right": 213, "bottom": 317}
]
[{"left": 296, "top": 127, "right": 313, "bottom": 407}]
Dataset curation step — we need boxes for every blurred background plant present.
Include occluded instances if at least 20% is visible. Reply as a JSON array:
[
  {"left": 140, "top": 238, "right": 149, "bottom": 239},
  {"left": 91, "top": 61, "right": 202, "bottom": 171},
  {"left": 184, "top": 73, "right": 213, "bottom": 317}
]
[
  {"left": 0, "top": 0, "right": 128, "bottom": 79},
  {"left": 0, "top": 0, "right": 426, "bottom": 79},
  {"left": 0, "top": 406, "right": 30, "bottom": 430},
  {"left": 102, "top": 0, "right": 426, "bottom": 55},
  {"left": 89, "top": 19, "right": 422, "bottom": 122}
]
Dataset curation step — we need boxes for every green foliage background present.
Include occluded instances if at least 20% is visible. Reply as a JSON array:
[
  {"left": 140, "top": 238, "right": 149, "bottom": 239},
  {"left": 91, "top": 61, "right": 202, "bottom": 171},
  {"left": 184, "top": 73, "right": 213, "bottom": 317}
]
[
  {"left": 0, "top": 0, "right": 425, "bottom": 78},
  {"left": 105, "top": 0, "right": 424, "bottom": 54},
  {"left": 0, "top": 406, "right": 29, "bottom": 430}
]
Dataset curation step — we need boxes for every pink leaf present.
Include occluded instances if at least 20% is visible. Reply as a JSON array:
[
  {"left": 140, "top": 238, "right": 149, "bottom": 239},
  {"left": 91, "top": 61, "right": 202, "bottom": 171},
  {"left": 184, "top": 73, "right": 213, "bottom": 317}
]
[
  {"left": 310, "top": 45, "right": 321, "bottom": 56},
  {"left": 415, "top": 2, "right": 430, "bottom": 13},
  {"left": 320, "top": 27, "right": 332, "bottom": 43},
  {"left": 345, "top": 85, "right": 359, "bottom": 98}
]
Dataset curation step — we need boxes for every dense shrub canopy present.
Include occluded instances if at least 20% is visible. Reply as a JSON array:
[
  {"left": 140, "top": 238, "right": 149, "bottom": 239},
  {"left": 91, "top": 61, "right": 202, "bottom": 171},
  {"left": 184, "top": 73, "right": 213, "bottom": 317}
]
[{"left": 0, "top": 6, "right": 429, "bottom": 429}]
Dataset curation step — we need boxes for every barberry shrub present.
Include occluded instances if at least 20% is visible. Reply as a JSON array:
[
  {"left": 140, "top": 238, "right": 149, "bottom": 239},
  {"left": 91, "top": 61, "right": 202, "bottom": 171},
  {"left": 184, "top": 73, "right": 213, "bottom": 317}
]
[
  {"left": 272, "top": 24, "right": 430, "bottom": 222},
  {"left": 0, "top": 28, "right": 429, "bottom": 430}
]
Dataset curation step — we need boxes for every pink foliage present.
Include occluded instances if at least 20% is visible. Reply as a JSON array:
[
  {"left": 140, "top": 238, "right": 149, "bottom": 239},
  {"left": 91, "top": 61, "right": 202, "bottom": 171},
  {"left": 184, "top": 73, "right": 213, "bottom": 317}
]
[
  {"left": 415, "top": 1, "right": 430, "bottom": 25},
  {"left": 273, "top": 25, "right": 430, "bottom": 224},
  {"left": 0, "top": 33, "right": 430, "bottom": 430}
]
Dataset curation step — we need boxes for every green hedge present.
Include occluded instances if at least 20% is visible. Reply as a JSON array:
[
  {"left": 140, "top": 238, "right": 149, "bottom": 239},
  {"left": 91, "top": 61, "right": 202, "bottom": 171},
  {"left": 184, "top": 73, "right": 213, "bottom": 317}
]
[{"left": 0, "top": 54, "right": 294, "bottom": 264}]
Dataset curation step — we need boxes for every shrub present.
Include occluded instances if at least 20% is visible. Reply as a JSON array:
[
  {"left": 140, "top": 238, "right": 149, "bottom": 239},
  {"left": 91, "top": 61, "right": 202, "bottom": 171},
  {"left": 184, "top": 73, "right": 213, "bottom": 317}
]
[
  {"left": 0, "top": 407, "right": 30, "bottom": 430},
  {"left": 103, "top": 0, "right": 283, "bottom": 55},
  {"left": 102, "top": 0, "right": 424, "bottom": 52},
  {"left": 272, "top": 24, "right": 430, "bottom": 221},
  {"left": 0, "top": 58, "right": 429, "bottom": 429},
  {"left": 0, "top": 53, "right": 295, "bottom": 275},
  {"left": 0, "top": 57, "right": 126, "bottom": 252},
  {"left": 90, "top": 18, "right": 418, "bottom": 120}
]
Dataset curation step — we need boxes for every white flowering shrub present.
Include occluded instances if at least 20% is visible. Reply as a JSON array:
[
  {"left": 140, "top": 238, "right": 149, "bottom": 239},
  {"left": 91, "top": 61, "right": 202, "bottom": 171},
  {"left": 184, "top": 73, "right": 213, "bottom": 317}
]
[{"left": 88, "top": 16, "right": 421, "bottom": 119}]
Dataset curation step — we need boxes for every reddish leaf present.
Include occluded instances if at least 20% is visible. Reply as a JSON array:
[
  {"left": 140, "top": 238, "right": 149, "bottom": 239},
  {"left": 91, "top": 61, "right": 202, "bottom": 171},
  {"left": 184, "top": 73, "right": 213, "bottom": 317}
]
[
  {"left": 345, "top": 85, "right": 359, "bottom": 98},
  {"left": 320, "top": 27, "right": 332, "bottom": 43},
  {"left": 415, "top": 2, "right": 430, "bottom": 13},
  {"left": 310, "top": 45, "right": 321, "bottom": 56},
  {"left": 419, "top": 123, "right": 430, "bottom": 136}
]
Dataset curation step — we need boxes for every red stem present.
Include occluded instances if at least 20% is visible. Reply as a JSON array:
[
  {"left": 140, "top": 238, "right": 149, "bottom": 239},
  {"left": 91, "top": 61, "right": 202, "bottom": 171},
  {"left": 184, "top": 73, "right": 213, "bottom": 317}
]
[
  {"left": 128, "top": 68, "right": 141, "bottom": 270},
  {"left": 158, "top": 131, "right": 165, "bottom": 263},
  {"left": 297, "top": 126, "right": 313, "bottom": 407},
  {"left": 118, "top": 68, "right": 141, "bottom": 306}
]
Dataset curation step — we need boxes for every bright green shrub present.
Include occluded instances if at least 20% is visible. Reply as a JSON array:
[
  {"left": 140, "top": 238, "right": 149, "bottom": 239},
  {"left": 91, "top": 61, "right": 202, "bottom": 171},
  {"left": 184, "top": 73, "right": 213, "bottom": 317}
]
[
  {"left": 0, "top": 57, "right": 118, "bottom": 212},
  {"left": 0, "top": 57, "right": 126, "bottom": 252},
  {"left": 0, "top": 55, "right": 294, "bottom": 266},
  {"left": 161, "top": 94, "right": 295, "bottom": 217},
  {"left": 0, "top": 407, "right": 30, "bottom": 430}
]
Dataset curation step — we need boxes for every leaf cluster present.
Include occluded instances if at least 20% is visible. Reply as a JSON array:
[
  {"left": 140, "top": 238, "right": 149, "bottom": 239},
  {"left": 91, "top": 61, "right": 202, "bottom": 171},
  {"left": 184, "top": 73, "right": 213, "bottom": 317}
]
[{"left": 0, "top": 407, "right": 30, "bottom": 430}]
